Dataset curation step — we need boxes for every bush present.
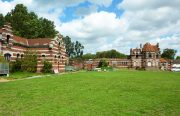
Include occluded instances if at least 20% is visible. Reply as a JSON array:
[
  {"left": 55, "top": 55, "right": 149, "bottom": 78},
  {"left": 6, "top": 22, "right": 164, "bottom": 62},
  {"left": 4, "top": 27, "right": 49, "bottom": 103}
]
[
  {"left": 21, "top": 50, "right": 37, "bottom": 72},
  {"left": 10, "top": 59, "right": 22, "bottom": 72},
  {"left": 41, "top": 61, "right": 52, "bottom": 73},
  {"left": 98, "top": 59, "right": 108, "bottom": 68}
]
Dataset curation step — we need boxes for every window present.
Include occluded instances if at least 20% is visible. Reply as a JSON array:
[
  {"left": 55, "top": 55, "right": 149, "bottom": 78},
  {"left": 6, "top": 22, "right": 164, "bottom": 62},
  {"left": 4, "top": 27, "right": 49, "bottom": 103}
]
[
  {"left": 136, "top": 55, "right": 138, "bottom": 58},
  {"left": 4, "top": 53, "right": 11, "bottom": 61},
  {"left": 17, "top": 54, "right": 20, "bottom": 58},
  {"left": 149, "top": 53, "right": 152, "bottom": 58},
  {"left": 55, "top": 55, "right": 56, "bottom": 58},
  {"left": 7, "top": 35, "right": 10, "bottom": 44},
  {"left": 21, "top": 54, "right": 23, "bottom": 58},
  {"left": 42, "top": 54, "right": 46, "bottom": 61}
]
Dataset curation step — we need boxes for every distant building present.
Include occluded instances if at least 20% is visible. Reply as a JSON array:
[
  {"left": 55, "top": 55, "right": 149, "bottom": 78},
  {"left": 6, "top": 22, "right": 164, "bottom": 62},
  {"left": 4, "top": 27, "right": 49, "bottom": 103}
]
[
  {"left": 130, "top": 43, "right": 161, "bottom": 70},
  {"left": 0, "top": 23, "right": 67, "bottom": 73},
  {"left": 74, "top": 43, "right": 162, "bottom": 70}
]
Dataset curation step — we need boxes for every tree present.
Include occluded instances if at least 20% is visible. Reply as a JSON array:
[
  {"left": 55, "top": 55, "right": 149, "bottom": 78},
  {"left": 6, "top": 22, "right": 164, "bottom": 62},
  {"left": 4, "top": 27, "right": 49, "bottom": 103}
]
[
  {"left": 82, "top": 53, "right": 96, "bottom": 60},
  {"left": 4, "top": 4, "right": 57, "bottom": 39},
  {"left": 63, "top": 36, "right": 84, "bottom": 59},
  {"left": 161, "top": 48, "right": 177, "bottom": 59},
  {"left": 96, "top": 49, "right": 127, "bottom": 59},
  {"left": 0, "top": 14, "right": 5, "bottom": 28},
  {"left": 98, "top": 59, "right": 108, "bottom": 68},
  {"left": 63, "top": 36, "right": 75, "bottom": 58},
  {"left": 176, "top": 56, "right": 180, "bottom": 60},
  {"left": 74, "top": 41, "right": 84, "bottom": 58}
]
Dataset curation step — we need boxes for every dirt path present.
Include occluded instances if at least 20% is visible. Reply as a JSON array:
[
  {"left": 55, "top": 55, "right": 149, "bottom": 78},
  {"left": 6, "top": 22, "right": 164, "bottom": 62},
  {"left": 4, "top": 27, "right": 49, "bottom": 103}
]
[{"left": 0, "top": 78, "right": 10, "bottom": 82}]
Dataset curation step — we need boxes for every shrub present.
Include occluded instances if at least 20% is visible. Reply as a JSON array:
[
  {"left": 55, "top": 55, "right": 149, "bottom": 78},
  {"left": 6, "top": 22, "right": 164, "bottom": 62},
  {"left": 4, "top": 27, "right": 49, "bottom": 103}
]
[
  {"left": 21, "top": 50, "right": 37, "bottom": 72},
  {"left": 98, "top": 59, "right": 108, "bottom": 68},
  {"left": 10, "top": 59, "right": 22, "bottom": 72},
  {"left": 42, "top": 61, "right": 52, "bottom": 73}
]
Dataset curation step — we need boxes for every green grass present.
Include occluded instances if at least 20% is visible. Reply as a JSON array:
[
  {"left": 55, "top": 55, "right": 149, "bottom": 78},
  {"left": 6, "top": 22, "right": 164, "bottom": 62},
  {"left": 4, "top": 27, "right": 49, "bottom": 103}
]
[{"left": 0, "top": 70, "right": 180, "bottom": 116}]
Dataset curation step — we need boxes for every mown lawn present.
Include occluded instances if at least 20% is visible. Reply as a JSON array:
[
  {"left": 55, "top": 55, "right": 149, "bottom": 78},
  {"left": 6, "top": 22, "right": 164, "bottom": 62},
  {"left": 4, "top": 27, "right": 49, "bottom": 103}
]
[{"left": 0, "top": 70, "right": 180, "bottom": 116}]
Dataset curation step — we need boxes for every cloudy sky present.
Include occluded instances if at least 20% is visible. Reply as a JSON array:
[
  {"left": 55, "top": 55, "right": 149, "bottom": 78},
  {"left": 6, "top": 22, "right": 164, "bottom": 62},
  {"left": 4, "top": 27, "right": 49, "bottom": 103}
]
[{"left": 0, "top": 0, "right": 180, "bottom": 56}]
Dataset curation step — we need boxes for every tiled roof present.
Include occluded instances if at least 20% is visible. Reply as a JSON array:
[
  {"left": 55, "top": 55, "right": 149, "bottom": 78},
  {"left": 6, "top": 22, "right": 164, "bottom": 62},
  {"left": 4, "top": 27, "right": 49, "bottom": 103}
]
[
  {"left": 160, "top": 58, "right": 167, "bottom": 63},
  {"left": 13, "top": 35, "right": 28, "bottom": 45},
  {"left": 13, "top": 35, "right": 52, "bottom": 47},
  {"left": 27, "top": 38, "right": 52, "bottom": 46},
  {"left": 142, "top": 43, "right": 159, "bottom": 52}
]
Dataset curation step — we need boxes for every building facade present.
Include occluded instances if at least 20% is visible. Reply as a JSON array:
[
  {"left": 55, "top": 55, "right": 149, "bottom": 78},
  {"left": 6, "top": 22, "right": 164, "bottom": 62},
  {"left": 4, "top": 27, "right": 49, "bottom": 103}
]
[
  {"left": 72, "top": 43, "right": 162, "bottom": 70},
  {"left": 130, "top": 43, "right": 161, "bottom": 70},
  {"left": 0, "top": 23, "right": 67, "bottom": 73}
]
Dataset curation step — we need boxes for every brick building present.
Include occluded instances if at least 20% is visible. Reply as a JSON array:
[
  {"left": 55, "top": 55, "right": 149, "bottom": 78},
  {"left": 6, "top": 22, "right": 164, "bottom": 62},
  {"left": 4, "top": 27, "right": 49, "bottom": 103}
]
[
  {"left": 73, "top": 43, "right": 162, "bottom": 70},
  {"left": 0, "top": 23, "right": 67, "bottom": 73},
  {"left": 130, "top": 43, "right": 161, "bottom": 70}
]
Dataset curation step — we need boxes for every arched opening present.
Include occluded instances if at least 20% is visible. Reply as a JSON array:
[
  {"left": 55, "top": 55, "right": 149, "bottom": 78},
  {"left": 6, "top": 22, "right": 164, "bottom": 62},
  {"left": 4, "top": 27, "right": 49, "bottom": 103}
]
[
  {"left": 147, "top": 62, "right": 152, "bottom": 67},
  {"left": 7, "top": 35, "right": 10, "bottom": 44},
  {"left": 42, "top": 54, "right": 46, "bottom": 61},
  {"left": 17, "top": 53, "right": 20, "bottom": 58},
  {"left": 4, "top": 53, "right": 11, "bottom": 61},
  {"left": 21, "top": 54, "right": 23, "bottom": 59}
]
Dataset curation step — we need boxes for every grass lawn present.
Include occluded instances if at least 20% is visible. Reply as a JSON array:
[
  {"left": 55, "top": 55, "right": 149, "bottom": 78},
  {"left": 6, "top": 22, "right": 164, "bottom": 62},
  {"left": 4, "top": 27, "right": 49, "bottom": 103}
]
[{"left": 0, "top": 70, "right": 180, "bottom": 116}]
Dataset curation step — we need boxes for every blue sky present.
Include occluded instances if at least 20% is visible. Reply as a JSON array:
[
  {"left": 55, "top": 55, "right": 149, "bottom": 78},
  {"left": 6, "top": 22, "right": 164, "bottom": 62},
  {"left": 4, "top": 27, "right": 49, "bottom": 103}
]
[{"left": 0, "top": 0, "right": 180, "bottom": 56}]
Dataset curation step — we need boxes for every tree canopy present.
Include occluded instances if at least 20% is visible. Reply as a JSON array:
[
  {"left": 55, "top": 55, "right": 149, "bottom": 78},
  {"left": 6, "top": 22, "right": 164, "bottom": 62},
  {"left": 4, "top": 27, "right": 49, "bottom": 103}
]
[
  {"left": 63, "top": 36, "right": 84, "bottom": 59},
  {"left": 161, "top": 48, "right": 177, "bottom": 60},
  {"left": 176, "top": 56, "right": 180, "bottom": 60},
  {"left": 82, "top": 49, "right": 127, "bottom": 60},
  {"left": 3, "top": 4, "right": 57, "bottom": 39}
]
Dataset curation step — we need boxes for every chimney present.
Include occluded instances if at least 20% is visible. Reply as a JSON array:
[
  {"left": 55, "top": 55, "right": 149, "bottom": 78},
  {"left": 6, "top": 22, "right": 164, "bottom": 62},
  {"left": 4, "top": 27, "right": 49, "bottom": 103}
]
[{"left": 157, "top": 43, "right": 159, "bottom": 47}]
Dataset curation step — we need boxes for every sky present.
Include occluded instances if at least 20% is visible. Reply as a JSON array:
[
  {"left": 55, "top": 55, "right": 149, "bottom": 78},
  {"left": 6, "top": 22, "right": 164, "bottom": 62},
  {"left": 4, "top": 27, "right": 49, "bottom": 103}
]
[{"left": 0, "top": 0, "right": 180, "bottom": 56}]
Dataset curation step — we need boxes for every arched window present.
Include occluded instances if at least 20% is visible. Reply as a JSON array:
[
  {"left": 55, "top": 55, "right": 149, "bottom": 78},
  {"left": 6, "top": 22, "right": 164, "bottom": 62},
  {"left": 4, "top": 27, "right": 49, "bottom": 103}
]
[
  {"left": 54, "top": 55, "right": 56, "bottom": 58},
  {"left": 17, "top": 53, "right": 20, "bottom": 58},
  {"left": 7, "top": 35, "right": 10, "bottom": 44},
  {"left": 21, "top": 54, "right": 23, "bottom": 58},
  {"left": 42, "top": 54, "right": 46, "bottom": 61},
  {"left": 4, "top": 53, "right": 11, "bottom": 61}
]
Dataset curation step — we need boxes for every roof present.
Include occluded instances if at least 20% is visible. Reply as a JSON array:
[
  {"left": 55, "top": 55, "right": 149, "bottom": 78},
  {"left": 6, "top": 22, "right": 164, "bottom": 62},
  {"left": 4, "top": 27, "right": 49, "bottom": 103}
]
[
  {"left": 27, "top": 38, "right": 52, "bottom": 46},
  {"left": 142, "top": 43, "right": 159, "bottom": 52},
  {"left": 13, "top": 35, "right": 28, "bottom": 45},
  {"left": 13, "top": 35, "right": 52, "bottom": 46},
  {"left": 173, "top": 60, "right": 180, "bottom": 64},
  {"left": 160, "top": 58, "right": 167, "bottom": 63}
]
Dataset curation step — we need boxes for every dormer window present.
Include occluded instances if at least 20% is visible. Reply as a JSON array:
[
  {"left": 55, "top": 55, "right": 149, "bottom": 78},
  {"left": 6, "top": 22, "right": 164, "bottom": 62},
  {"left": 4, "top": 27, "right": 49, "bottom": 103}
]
[{"left": 7, "top": 35, "right": 10, "bottom": 44}]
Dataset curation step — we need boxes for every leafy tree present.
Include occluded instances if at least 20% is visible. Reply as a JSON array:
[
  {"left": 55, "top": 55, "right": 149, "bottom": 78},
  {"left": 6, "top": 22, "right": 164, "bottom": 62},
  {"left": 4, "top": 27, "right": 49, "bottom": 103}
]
[
  {"left": 63, "top": 36, "right": 84, "bottom": 59},
  {"left": 82, "top": 53, "right": 96, "bottom": 60},
  {"left": 176, "top": 56, "right": 180, "bottom": 60},
  {"left": 4, "top": 4, "right": 56, "bottom": 39},
  {"left": 96, "top": 49, "right": 127, "bottom": 58},
  {"left": 98, "top": 59, "right": 108, "bottom": 68},
  {"left": 74, "top": 41, "right": 84, "bottom": 58},
  {"left": 63, "top": 36, "right": 75, "bottom": 58},
  {"left": 0, "top": 14, "right": 5, "bottom": 28},
  {"left": 161, "top": 48, "right": 177, "bottom": 60}
]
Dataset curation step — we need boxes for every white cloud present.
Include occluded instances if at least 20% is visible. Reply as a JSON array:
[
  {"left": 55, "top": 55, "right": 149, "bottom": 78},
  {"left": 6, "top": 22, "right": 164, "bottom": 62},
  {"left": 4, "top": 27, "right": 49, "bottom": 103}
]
[{"left": 0, "top": 0, "right": 180, "bottom": 56}]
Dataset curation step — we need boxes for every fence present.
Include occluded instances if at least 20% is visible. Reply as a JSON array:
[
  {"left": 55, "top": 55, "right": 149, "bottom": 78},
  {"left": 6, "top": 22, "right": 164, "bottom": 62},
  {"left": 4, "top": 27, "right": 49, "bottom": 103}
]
[{"left": 0, "top": 63, "right": 9, "bottom": 75}]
